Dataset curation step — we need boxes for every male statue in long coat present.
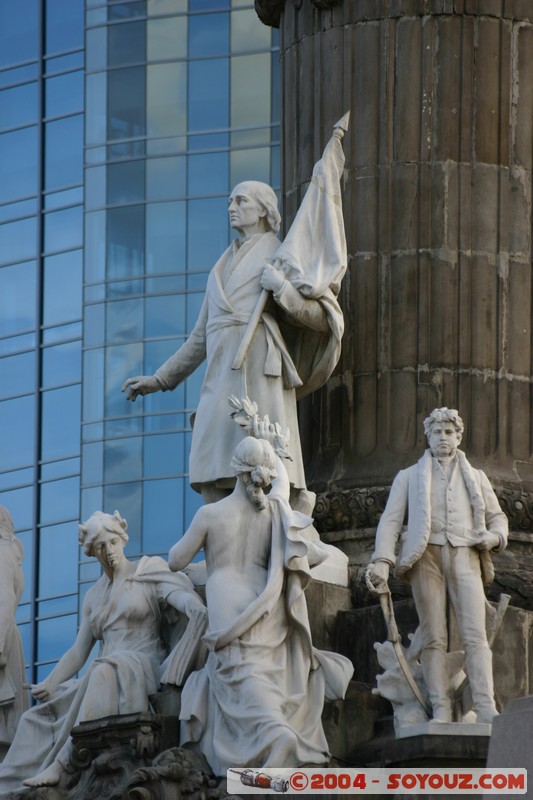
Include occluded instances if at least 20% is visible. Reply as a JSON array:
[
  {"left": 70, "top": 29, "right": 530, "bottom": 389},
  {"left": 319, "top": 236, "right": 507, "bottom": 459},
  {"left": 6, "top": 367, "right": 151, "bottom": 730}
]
[
  {"left": 123, "top": 120, "right": 348, "bottom": 502},
  {"left": 367, "top": 408, "right": 508, "bottom": 724}
]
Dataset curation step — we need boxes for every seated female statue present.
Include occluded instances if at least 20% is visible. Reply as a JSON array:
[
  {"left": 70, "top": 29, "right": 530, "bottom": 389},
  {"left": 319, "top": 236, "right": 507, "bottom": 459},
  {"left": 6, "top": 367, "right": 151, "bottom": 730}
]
[{"left": 0, "top": 510, "right": 206, "bottom": 791}]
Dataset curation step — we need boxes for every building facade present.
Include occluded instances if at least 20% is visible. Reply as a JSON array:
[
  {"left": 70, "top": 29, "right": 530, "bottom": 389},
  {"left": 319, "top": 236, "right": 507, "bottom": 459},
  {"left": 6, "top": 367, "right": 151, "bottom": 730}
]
[{"left": 0, "top": 0, "right": 279, "bottom": 683}]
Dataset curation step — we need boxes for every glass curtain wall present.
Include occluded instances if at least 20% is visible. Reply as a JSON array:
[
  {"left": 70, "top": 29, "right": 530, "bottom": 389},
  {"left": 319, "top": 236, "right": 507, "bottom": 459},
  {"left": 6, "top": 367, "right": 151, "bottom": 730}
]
[
  {"left": 0, "top": 0, "right": 85, "bottom": 683},
  {"left": 1, "top": 0, "right": 277, "bottom": 683},
  {"left": 81, "top": 2, "right": 279, "bottom": 609}
]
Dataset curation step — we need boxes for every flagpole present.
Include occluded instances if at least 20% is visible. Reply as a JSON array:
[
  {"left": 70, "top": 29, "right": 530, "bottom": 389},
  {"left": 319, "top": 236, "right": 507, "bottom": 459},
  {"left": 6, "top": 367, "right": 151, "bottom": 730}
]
[{"left": 231, "top": 112, "right": 350, "bottom": 373}]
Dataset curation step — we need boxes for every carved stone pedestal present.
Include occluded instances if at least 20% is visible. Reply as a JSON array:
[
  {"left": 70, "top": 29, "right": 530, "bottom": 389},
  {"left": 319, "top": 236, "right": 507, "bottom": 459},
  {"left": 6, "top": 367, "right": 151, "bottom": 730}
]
[{"left": 0, "top": 714, "right": 227, "bottom": 800}]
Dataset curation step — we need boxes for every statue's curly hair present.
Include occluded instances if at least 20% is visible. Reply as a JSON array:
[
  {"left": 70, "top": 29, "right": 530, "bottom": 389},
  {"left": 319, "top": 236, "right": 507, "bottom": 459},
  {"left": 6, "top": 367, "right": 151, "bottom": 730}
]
[
  {"left": 78, "top": 510, "right": 129, "bottom": 557},
  {"left": 423, "top": 407, "right": 464, "bottom": 437}
]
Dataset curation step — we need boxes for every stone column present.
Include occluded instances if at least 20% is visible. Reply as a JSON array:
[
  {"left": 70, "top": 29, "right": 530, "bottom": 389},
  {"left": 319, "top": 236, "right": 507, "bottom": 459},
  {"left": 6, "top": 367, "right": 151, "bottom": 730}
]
[{"left": 256, "top": 0, "right": 533, "bottom": 536}]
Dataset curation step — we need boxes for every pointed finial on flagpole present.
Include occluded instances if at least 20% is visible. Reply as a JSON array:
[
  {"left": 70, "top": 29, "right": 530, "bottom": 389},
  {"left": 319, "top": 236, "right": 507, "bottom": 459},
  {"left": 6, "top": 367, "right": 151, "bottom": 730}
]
[{"left": 333, "top": 110, "right": 350, "bottom": 139}]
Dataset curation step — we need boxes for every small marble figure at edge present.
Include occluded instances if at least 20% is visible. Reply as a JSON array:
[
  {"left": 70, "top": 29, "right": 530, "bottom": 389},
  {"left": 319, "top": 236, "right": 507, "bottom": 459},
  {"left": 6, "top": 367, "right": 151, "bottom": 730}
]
[
  {"left": 366, "top": 407, "right": 508, "bottom": 727},
  {"left": 168, "top": 404, "right": 354, "bottom": 775},
  {"left": 0, "top": 507, "right": 28, "bottom": 758},
  {"left": 0, "top": 511, "right": 206, "bottom": 792}
]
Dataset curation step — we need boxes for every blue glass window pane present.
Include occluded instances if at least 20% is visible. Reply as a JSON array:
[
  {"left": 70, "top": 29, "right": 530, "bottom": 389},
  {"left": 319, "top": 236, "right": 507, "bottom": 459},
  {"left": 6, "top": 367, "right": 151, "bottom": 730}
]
[
  {"left": 189, "top": 0, "right": 229, "bottom": 9},
  {"left": 37, "top": 614, "right": 77, "bottom": 662},
  {"left": 0, "top": 127, "right": 38, "bottom": 204},
  {"left": 0, "top": 262, "right": 36, "bottom": 335},
  {"left": 147, "top": 16, "right": 186, "bottom": 61},
  {"left": 0, "top": 396, "right": 35, "bottom": 471},
  {"left": 40, "top": 476, "right": 80, "bottom": 526},
  {"left": 188, "top": 152, "right": 228, "bottom": 196},
  {"left": 83, "top": 349, "right": 105, "bottom": 422},
  {"left": 147, "top": 64, "right": 186, "bottom": 139},
  {"left": 188, "top": 132, "right": 228, "bottom": 151},
  {"left": 17, "top": 532, "right": 34, "bottom": 603},
  {"left": 44, "top": 206, "right": 83, "bottom": 253},
  {"left": 45, "top": 52, "right": 84, "bottom": 75},
  {"left": 187, "top": 197, "right": 228, "bottom": 270},
  {"left": 108, "top": 67, "right": 146, "bottom": 140},
  {"left": 82, "top": 441, "right": 104, "bottom": 486},
  {"left": 0, "top": 64, "right": 38, "bottom": 89},
  {"left": 0, "top": 488, "right": 33, "bottom": 533},
  {"left": 143, "top": 433, "right": 184, "bottom": 478},
  {"left": 106, "top": 299, "right": 144, "bottom": 344},
  {"left": 0, "top": 0, "right": 39, "bottom": 68},
  {"left": 146, "top": 201, "right": 186, "bottom": 274},
  {"left": 108, "top": 1, "right": 147, "bottom": 20},
  {"left": 46, "top": 0, "right": 84, "bottom": 55},
  {"left": 44, "top": 187, "right": 84, "bottom": 211},
  {"left": 41, "top": 457, "right": 80, "bottom": 481},
  {"left": 43, "top": 250, "right": 83, "bottom": 326},
  {"left": 0, "top": 467, "right": 33, "bottom": 492},
  {"left": 86, "top": 74, "right": 107, "bottom": 146},
  {"left": 81, "top": 488, "right": 103, "bottom": 523},
  {"left": 146, "top": 157, "right": 186, "bottom": 202},
  {"left": 188, "top": 13, "right": 229, "bottom": 57},
  {"left": 103, "top": 482, "right": 142, "bottom": 553},
  {"left": 0, "top": 199, "right": 37, "bottom": 225},
  {"left": 85, "top": 211, "right": 106, "bottom": 283},
  {"left": 107, "top": 206, "right": 145, "bottom": 279},
  {"left": 41, "top": 385, "right": 81, "bottom": 461},
  {"left": 145, "top": 295, "right": 185, "bottom": 338},
  {"left": 108, "top": 21, "right": 146, "bottom": 67},
  {"left": 39, "top": 522, "right": 79, "bottom": 597},
  {"left": 107, "top": 160, "right": 145, "bottom": 205},
  {"left": 45, "top": 71, "right": 84, "bottom": 118},
  {"left": 42, "top": 322, "right": 82, "bottom": 346},
  {"left": 143, "top": 340, "right": 185, "bottom": 404},
  {"left": 104, "top": 437, "right": 142, "bottom": 483},
  {"left": 188, "top": 59, "right": 228, "bottom": 131},
  {"left": 231, "top": 8, "right": 271, "bottom": 52},
  {"left": 0, "top": 83, "right": 37, "bottom": 129},
  {"left": 38, "top": 596, "right": 77, "bottom": 617},
  {"left": 142, "top": 478, "right": 183, "bottom": 553},
  {"left": 105, "top": 343, "right": 143, "bottom": 417},
  {"left": 0, "top": 352, "right": 35, "bottom": 400},
  {"left": 0, "top": 218, "right": 37, "bottom": 267},
  {"left": 42, "top": 341, "right": 82, "bottom": 388},
  {"left": 45, "top": 115, "right": 84, "bottom": 191}
]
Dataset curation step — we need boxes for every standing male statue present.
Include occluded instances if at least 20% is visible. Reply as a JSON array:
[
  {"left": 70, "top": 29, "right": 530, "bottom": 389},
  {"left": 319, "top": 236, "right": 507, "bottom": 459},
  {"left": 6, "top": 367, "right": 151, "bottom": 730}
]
[
  {"left": 366, "top": 408, "right": 508, "bottom": 724},
  {"left": 122, "top": 116, "right": 349, "bottom": 502}
]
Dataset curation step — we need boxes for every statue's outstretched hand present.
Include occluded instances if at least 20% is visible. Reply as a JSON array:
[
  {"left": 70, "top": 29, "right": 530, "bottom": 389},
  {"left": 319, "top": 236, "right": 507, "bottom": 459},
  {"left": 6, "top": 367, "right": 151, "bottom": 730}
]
[
  {"left": 121, "top": 375, "right": 161, "bottom": 401},
  {"left": 475, "top": 530, "right": 500, "bottom": 551}
]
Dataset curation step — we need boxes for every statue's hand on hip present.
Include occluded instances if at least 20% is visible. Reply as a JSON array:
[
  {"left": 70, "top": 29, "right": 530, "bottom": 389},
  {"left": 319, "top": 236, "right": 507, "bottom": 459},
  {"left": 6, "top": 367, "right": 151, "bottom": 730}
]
[{"left": 121, "top": 375, "right": 161, "bottom": 401}]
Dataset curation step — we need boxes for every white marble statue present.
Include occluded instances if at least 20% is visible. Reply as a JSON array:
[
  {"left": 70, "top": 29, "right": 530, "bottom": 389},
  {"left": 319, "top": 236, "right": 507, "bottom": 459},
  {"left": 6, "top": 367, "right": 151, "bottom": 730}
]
[
  {"left": 0, "top": 507, "right": 28, "bottom": 756},
  {"left": 0, "top": 511, "right": 206, "bottom": 792},
  {"left": 366, "top": 408, "right": 508, "bottom": 725},
  {"left": 122, "top": 116, "right": 349, "bottom": 503},
  {"left": 168, "top": 414, "right": 354, "bottom": 775}
]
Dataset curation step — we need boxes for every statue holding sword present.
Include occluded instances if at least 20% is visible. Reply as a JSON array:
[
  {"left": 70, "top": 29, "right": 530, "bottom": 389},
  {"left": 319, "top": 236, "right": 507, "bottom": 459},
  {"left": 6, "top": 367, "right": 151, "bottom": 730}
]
[
  {"left": 122, "top": 114, "right": 349, "bottom": 504},
  {"left": 366, "top": 408, "right": 508, "bottom": 726}
]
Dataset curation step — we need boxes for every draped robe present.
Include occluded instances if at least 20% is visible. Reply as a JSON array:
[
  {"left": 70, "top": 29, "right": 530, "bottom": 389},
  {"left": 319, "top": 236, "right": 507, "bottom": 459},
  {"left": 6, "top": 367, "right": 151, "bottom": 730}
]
[{"left": 155, "top": 232, "right": 343, "bottom": 491}]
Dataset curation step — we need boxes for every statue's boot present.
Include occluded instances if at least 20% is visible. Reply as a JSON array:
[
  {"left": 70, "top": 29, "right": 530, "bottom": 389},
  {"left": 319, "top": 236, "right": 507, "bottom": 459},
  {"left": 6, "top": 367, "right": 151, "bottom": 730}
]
[
  {"left": 464, "top": 645, "right": 498, "bottom": 723},
  {"left": 420, "top": 648, "right": 452, "bottom": 722}
]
